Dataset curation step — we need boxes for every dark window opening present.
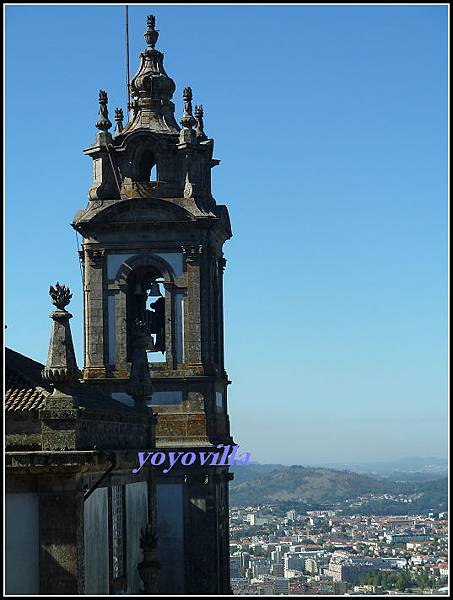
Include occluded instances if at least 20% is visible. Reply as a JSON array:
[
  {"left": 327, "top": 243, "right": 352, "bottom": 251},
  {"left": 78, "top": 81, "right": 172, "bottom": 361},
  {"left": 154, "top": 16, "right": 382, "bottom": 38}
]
[{"left": 137, "top": 149, "right": 158, "bottom": 182}]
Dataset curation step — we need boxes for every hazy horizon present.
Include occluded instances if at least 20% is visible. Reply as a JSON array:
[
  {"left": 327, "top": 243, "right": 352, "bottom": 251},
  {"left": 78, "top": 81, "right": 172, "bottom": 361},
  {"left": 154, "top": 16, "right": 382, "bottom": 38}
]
[{"left": 238, "top": 455, "right": 448, "bottom": 467}]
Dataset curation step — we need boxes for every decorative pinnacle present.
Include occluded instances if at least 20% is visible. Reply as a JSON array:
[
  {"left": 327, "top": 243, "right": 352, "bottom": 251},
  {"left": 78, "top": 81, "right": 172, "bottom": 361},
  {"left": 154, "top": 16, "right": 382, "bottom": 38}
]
[
  {"left": 144, "top": 14, "right": 159, "bottom": 49},
  {"left": 42, "top": 281, "right": 80, "bottom": 388},
  {"left": 183, "top": 86, "right": 192, "bottom": 102},
  {"left": 180, "top": 87, "right": 196, "bottom": 130},
  {"left": 95, "top": 90, "right": 112, "bottom": 132},
  {"left": 49, "top": 282, "right": 72, "bottom": 310},
  {"left": 194, "top": 104, "right": 207, "bottom": 140},
  {"left": 114, "top": 107, "right": 124, "bottom": 135}
]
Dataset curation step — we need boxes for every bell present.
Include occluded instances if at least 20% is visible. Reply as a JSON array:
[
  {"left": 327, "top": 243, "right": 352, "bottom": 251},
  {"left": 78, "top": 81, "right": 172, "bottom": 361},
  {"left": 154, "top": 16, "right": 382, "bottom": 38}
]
[{"left": 148, "top": 281, "right": 162, "bottom": 297}]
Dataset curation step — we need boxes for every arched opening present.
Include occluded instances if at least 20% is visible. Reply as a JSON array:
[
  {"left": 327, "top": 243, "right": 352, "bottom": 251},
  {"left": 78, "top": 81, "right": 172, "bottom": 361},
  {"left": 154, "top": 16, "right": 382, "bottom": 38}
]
[
  {"left": 137, "top": 149, "right": 158, "bottom": 182},
  {"left": 126, "top": 266, "right": 166, "bottom": 363}
]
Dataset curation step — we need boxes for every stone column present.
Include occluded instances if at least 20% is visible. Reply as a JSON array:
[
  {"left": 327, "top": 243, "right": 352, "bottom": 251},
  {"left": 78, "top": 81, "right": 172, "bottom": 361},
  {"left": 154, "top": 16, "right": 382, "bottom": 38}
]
[
  {"left": 202, "top": 249, "right": 215, "bottom": 369},
  {"left": 83, "top": 248, "right": 107, "bottom": 378},
  {"left": 114, "top": 283, "right": 129, "bottom": 377},
  {"left": 174, "top": 287, "right": 186, "bottom": 366},
  {"left": 182, "top": 245, "right": 203, "bottom": 368},
  {"left": 162, "top": 282, "right": 175, "bottom": 368},
  {"left": 218, "top": 255, "right": 227, "bottom": 371}
]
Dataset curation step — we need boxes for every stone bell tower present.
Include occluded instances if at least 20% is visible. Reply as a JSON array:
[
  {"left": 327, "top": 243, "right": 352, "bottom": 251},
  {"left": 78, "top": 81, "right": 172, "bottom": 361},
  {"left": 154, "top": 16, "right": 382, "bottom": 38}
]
[{"left": 72, "top": 15, "right": 233, "bottom": 594}]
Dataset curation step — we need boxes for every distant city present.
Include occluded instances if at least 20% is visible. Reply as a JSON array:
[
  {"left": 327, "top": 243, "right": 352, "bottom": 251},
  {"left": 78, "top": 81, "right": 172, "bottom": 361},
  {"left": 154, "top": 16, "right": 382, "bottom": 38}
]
[
  {"left": 230, "top": 505, "right": 448, "bottom": 595},
  {"left": 229, "top": 460, "right": 448, "bottom": 595}
]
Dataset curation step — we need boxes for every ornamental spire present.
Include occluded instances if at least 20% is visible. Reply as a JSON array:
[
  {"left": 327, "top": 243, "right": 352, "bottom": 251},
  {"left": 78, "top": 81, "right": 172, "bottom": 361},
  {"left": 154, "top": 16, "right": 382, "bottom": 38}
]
[
  {"left": 179, "top": 87, "right": 196, "bottom": 144},
  {"left": 180, "top": 87, "right": 195, "bottom": 129},
  {"left": 194, "top": 104, "right": 207, "bottom": 141},
  {"left": 95, "top": 90, "right": 112, "bottom": 132},
  {"left": 114, "top": 107, "right": 124, "bottom": 135},
  {"left": 121, "top": 15, "right": 179, "bottom": 134},
  {"left": 42, "top": 283, "right": 80, "bottom": 392}
]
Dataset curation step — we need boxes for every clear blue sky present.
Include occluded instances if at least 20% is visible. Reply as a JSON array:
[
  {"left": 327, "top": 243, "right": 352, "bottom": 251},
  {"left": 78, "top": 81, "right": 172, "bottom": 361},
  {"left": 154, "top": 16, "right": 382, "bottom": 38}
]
[{"left": 5, "top": 4, "right": 448, "bottom": 465}]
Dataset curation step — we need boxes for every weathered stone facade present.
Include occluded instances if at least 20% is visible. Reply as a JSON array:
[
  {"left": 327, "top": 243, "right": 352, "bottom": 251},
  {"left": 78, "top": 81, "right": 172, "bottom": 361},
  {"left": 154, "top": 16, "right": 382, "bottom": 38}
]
[
  {"left": 6, "top": 333, "right": 155, "bottom": 595},
  {"left": 6, "top": 14, "right": 233, "bottom": 595},
  {"left": 72, "top": 14, "right": 233, "bottom": 594}
]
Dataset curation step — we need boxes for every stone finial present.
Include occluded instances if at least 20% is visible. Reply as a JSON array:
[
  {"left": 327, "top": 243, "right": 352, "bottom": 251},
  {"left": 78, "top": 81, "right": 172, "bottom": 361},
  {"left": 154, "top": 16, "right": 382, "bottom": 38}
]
[
  {"left": 49, "top": 282, "right": 72, "bottom": 310},
  {"left": 95, "top": 90, "right": 112, "bottom": 132},
  {"left": 42, "top": 283, "right": 80, "bottom": 388},
  {"left": 114, "top": 107, "right": 124, "bottom": 135},
  {"left": 180, "top": 87, "right": 196, "bottom": 130},
  {"left": 183, "top": 86, "right": 192, "bottom": 102},
  {"left": 194, "top": 104, "right": 207, "bottom": 141},
  {"left": 144, "top": 14, "right": 159, "bottom": 49},
  {"left": 179, "top": 87, "right": 197, "bottom": 144}
]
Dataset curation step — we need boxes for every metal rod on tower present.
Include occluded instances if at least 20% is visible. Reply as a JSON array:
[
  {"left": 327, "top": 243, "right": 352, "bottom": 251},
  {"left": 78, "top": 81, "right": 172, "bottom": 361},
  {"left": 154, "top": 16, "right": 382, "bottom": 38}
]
[{"left": 126, "top": 5, "right": 131, "bottom": 110}]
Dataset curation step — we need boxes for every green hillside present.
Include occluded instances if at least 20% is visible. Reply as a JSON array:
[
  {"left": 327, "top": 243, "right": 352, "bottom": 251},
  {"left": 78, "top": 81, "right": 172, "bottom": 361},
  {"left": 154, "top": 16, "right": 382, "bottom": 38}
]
[{"left": 229, "top": 464, "right": 447, "bottom": 512}]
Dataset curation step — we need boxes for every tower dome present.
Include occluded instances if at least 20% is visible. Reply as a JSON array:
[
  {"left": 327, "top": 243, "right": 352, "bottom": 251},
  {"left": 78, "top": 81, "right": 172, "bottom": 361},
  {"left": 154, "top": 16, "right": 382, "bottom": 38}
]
[{"left": 123, "top": 15, "right": 179, "bottom": 134}]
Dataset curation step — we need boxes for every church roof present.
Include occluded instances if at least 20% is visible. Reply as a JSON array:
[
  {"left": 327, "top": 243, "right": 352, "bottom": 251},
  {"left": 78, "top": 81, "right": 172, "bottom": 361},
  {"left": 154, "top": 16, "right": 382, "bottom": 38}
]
[
  {"left": 5, "top": 347, "right": 138, "bottom": 416},
  {"left": 5, "top": 347, "right": 50, "bottom": 412}
]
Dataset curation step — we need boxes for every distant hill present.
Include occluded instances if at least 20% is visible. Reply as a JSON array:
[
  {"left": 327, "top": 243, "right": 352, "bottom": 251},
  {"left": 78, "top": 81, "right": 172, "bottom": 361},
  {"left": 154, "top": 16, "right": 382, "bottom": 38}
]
[
  {"left": 230, "top": 463, "right": 283, "bottom": 485},
  {"left": 316, "top": 456, "right": 447, "bottom": 478},
  {"left": 229, "top": 464, "right": 447, "bottom": 512},
  {"left": 230, "top": 465, "right": 387, "bottom": 505}
]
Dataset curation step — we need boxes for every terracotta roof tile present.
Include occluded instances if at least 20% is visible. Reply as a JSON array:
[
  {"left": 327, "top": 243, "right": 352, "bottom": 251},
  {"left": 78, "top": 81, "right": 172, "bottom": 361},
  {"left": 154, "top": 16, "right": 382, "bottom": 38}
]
[
  {"left": 5, "top": 347, "right": 139, "bottom": 416},
  {"left": 5, "top": 348, "right": 50, "bottom": 412}
]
